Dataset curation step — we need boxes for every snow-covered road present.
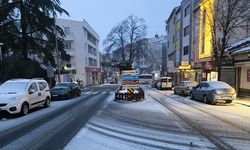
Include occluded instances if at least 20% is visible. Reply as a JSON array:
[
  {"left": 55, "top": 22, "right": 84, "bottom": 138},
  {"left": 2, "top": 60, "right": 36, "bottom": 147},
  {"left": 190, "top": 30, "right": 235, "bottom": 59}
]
[{"left": 65, "top": 85, "right": 250, "bottom": 150}]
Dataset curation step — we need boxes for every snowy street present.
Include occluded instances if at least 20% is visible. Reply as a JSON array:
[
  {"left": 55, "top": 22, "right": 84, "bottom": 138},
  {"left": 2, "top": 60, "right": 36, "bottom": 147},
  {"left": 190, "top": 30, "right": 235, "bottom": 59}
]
[
  {"left": 65, "top": 85, "right": 250, "bottom": 150},
  {"left": 0, "top": 85, "right": 118, "bottom": 150},
  {"left": 1, "top": 84, "right": 250, "bottom": 150}
]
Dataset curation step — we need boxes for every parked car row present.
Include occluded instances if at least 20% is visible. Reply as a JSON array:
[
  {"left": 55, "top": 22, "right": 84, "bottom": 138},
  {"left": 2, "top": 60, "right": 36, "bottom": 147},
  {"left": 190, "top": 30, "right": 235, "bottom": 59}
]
[
  {"left": 174, "top": 81, "right": 236, "bottom": 104},
  {"left": 0, "top": 79, "right": 81, "bottom": 117}
]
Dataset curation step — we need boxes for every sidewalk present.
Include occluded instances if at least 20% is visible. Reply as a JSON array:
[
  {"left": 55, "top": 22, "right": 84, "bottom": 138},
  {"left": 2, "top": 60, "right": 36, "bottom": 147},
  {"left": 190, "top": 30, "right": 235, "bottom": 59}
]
[{"left": 234, "top": 97, "right": 250, "bottom": 107}]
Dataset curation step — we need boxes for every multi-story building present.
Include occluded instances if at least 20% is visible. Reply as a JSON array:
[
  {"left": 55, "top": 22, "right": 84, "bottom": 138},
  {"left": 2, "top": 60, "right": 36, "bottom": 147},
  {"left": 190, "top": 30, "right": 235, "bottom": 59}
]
[
  {"left": 56, "top": 18, "right": 101, "bottom": 86},
  {"left": 166, "top": 6, "right": 181, "bottom": 85},
  {"left": 147, "top": 35, "right": 168, "bottom": 77}
]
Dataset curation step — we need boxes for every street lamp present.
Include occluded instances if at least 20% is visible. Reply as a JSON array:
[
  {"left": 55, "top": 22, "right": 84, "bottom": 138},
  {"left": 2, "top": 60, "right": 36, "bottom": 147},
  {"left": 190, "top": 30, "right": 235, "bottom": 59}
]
[{"left": 0, "top": 43, "right": 3, "bottom": 61}]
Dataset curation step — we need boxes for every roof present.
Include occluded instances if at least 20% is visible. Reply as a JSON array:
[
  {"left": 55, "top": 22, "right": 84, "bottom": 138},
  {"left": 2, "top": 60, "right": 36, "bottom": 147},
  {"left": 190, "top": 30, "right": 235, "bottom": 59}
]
[{"left": 226, "top": 36, "right": 250, "bottom": 55}]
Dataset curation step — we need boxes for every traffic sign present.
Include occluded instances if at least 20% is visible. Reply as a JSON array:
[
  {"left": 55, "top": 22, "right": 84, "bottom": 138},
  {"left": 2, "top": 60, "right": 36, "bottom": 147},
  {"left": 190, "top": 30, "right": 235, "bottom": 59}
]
[{"left": 121, "top": 75, "right": 139, "bottom": 81}]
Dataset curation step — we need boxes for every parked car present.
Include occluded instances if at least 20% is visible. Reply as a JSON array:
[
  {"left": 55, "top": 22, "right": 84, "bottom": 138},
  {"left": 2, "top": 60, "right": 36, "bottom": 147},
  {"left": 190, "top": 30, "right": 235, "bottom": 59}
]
[
  {"left": 0, "top": 79, "right": 51, "bottom": 116},
  {"left": 156, "top": 77, "right": 173, "bottom": 90},
  {"left": 151, "top": 80, "right": 158, "bottom": 88},
  {"left": 50, "top": 82, "right": 81, "bottom": 100},
  {"left": 174, "top": 81, "right": 198, "bottom": 96},
  {"left": 190, "top": 81, "right": 237, "bottom": 104}
]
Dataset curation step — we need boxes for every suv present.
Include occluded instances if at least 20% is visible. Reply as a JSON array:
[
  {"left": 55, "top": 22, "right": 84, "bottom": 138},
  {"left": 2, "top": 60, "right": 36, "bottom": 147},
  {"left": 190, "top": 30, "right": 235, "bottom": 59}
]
[
  {"left": 157, "top": 77, "right": 173, "bottom": 90},
  {"left": 0, "top": 79, "right": 51, "bottom": 116}
]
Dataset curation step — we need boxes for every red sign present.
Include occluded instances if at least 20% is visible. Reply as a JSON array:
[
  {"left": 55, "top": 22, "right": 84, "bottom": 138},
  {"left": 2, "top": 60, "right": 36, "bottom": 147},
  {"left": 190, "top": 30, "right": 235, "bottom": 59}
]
[
  {"left": 85, "top": 67, "right": 101, "bottom": 73},
  {"left": 247, "top": 70, "right": 250, "bottom": 82}
]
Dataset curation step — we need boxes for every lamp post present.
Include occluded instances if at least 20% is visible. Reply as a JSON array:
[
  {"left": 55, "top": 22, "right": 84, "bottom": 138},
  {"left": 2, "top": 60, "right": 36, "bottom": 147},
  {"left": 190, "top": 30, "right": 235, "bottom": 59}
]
[{"left": 0, "top": 43, "right": 3, "bottom": 61}]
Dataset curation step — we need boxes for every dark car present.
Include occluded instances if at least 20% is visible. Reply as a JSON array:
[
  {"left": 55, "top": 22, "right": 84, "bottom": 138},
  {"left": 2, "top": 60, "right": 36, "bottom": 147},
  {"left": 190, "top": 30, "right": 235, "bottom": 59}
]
[
  {"left": 151, "top": 80, "right": 158, "bottom": 88},
  {"left": 50, "top": 82, "right": 81, "bottom": 100},
  {"left": 174, "top": 81, "right": 198, "bottom": 96},
  {"left": 190, "top": 81, "right": 237, "bottom": 104}
]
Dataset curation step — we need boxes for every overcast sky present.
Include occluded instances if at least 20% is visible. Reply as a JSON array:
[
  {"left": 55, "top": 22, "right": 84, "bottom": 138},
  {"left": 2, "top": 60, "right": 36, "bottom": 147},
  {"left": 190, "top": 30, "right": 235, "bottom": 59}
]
[{"left": 60, "top": 0, "right": 181, "bottom": 51}]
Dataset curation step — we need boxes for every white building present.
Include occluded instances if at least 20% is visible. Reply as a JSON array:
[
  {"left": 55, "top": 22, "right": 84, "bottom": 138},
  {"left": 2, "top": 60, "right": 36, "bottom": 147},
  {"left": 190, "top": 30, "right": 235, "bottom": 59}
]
[
  {"left": 56, "top": 18, "right": 101, "bottom": 86},
  {"left": 147, "top": 35, "right": 168, "bottom": 76}
]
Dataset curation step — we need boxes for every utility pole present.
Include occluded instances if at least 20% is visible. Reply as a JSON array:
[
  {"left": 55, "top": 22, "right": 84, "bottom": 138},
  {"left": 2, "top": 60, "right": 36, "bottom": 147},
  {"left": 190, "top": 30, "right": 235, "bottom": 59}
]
[
  {"left": 0, "top": 43, "right": 3, "bottom": 61},
  {"left": 53, "top": 13, "right": 61, "bottom": 83}
]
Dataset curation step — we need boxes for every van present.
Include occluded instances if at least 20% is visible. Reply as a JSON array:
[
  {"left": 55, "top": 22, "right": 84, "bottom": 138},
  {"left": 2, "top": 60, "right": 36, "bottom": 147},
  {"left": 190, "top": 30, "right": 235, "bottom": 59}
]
[{"left": 156, "top": 77, "right": 173, "bottom": 90}]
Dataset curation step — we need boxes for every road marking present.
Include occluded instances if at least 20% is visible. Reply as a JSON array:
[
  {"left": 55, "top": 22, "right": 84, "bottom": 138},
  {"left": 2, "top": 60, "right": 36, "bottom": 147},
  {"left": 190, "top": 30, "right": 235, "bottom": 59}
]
[{"left": 92, "top": 92, "right": 99, "bottom": 95}]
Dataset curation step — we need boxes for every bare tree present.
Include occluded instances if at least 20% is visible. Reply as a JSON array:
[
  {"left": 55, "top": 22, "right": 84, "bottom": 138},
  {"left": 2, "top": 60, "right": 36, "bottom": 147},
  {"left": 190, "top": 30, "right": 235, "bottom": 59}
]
[
  {"left": 104, "top": 15, "right": 147, "bottom": 68},
  {"left": 206, "top": 0, "right": 250, "bottom": 80}
]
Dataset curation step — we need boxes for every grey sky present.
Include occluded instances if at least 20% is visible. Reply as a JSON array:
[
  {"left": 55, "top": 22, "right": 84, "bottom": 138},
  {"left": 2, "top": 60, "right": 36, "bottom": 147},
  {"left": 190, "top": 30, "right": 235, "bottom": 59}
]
[{"left": 60, "top": 0, "right": 181, "bottom": 51}]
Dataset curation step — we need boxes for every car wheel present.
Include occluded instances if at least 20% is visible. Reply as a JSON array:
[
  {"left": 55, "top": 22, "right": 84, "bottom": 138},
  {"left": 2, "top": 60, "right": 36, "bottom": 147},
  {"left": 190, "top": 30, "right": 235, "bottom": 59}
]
[
  {"left": 21, "top": 103, "right": 29, "bottom": 116},
  {"left": 67, "top": 93, "right": 72, "bottom": 99},
  {"left": 182, "top": 91, "right": 186, "bottom": 97},
  {"left": 190, "top": 93, "right": 195, "bottom": 100},
  {"left": 203, "top": 95, "right": 209, "bottom": 104},
  {"left": 77, "top": 91, "right": 81, "bottom": 96},
  {"left": 174, "top": 89, "right": 177, "bottom": 94},
  {"left": 226, "top": 100, "right": 232, "bottom": 104},
  {"left": 44, "top": 97, "right": 51, "bottom": 108}
]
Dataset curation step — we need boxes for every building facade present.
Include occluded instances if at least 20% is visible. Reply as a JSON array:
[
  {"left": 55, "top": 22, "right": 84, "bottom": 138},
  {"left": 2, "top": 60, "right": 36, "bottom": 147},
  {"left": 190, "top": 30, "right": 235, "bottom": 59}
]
[
  {"left": 56, "top": 18, "right": 101, "bottom": 86},
  {"left": 166, "top": 6, "right": 181, "bottom": 86}
]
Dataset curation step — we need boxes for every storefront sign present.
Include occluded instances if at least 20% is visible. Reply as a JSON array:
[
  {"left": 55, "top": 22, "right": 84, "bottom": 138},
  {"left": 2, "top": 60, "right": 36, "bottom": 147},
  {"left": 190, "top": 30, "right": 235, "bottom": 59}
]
[
  {"left": 85, "top": 67, "right": 101, "bottom": 73},
  {"left": 247, "top": 69, "right": 250, "bottom": 82},
  {"left": 179, "top": 65, "right": 191, "bottom": 70}
]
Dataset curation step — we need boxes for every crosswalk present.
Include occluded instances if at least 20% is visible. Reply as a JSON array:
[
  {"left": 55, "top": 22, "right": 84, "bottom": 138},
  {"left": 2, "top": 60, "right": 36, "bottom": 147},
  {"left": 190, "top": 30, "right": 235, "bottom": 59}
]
[{"left": 81, "top": 91, "right": 114, "bottom": 96}]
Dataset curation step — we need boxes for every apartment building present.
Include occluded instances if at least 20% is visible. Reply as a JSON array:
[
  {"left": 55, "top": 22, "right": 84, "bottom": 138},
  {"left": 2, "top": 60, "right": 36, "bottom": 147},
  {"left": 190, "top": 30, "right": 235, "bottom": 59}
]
[
  {"left": 166, "top": 6, "right": 181, "bottom": 85},
  {"left": 56, "top": 18, "right": 100, "bottom": 86},
  {"left": 147, "top": 35, "right": 168, "bottom": 76}
]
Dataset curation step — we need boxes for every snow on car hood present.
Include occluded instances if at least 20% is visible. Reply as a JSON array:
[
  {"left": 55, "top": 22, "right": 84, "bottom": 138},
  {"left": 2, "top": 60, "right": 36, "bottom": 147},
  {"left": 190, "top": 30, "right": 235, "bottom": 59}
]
[{"left": 0, "top": 92, "right": 25, "bottom": 103}]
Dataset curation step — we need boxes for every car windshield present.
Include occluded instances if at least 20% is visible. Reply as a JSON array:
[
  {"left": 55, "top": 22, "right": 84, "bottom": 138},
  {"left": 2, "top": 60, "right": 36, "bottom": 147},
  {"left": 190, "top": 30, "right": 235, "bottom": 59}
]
[
  {"left": 209, "top": 82, "right": 231, "bottom": 88},
  {"left": 0, "top": 82, "right": 28, "bottom": 93},
  {"left": 54, "top": 83, "right": 70, "bottom": 89}
]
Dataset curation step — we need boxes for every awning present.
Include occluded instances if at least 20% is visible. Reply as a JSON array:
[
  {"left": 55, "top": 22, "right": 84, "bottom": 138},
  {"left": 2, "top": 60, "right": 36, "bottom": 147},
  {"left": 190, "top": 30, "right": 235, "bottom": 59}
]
[{"left": 85, "top": 67, "right": 101, "bottom": 73}]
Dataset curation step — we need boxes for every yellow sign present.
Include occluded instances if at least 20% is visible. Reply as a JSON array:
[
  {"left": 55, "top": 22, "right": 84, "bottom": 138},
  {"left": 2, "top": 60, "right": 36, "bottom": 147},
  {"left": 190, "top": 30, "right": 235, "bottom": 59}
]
[{"left": 179, "top": 65, "right": 191, "bottom": 70}]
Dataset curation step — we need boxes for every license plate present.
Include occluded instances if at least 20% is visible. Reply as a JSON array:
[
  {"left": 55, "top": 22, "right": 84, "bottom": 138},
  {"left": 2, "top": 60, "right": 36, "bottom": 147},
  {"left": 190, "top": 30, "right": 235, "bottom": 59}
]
[
  {"left": 52, "top": 95, "right": 58, "bottom": 97},
  {"left": 222, "top": 96, "right": 231, "bottom": 99}
]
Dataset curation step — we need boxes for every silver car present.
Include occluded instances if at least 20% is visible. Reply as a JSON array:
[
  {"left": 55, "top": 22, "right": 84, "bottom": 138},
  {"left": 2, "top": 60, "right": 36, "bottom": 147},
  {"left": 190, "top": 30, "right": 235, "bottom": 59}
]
[
  {"left": 190, "top": 81, "right": 237, "bottom": 104},
  {"left": 174, "top": 81, "right": 198, "bottom": 96}
]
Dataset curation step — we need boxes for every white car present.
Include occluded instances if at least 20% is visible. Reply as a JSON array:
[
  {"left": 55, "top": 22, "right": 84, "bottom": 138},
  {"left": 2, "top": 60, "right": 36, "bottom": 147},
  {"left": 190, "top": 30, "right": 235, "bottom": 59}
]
[{"left": 0, "top": 79, "right": 51, "bottom": 116}]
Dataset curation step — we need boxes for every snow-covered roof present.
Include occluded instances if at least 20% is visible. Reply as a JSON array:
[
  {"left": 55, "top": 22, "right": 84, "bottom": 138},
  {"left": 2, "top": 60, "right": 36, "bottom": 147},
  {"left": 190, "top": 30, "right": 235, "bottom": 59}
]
[
  {"left": 232, "top": 45, "right": 250, "bottom": 55},
  {"left": 226, "top": 36, "right": 250, "bottom": 55},
  {"left": 228, "top": 37, "right": 250, "bottom": 49}
]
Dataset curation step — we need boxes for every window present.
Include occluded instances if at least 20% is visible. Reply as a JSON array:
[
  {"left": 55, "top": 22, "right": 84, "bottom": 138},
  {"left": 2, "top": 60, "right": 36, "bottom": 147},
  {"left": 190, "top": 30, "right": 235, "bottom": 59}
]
[
  {"left": 38, "top": 82, "right": 47, "bottom": 91},
  {"left": 87, "top": 31, "right": 97, "bottom": 45},
  {"left": 184, "top": 5, "right": 190, "bottom": 17},
  {"left": 88, "top": 45, "right": 97, "bottom": 56},
  {"left": 64, "top": 27, "right": 70, "bottom": 35},
  {"left": 28, "top": 83, "right": 38, "bottom": 93},
  {"left": 183, "top": 46, "right": 189, "bottom": 55},
  {"left": 184, "top": 25, "right": 190, "bottom": 36},
  {"left": 64, "top": 42, "right": 71, "bottom": 49},
  {"left": 88, "top": 57, "right": 97, "bottom": 66}
]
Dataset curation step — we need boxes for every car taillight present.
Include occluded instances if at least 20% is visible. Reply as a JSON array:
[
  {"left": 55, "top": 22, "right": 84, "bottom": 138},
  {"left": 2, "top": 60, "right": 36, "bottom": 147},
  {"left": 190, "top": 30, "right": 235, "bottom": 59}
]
[{"left": 209, "top": 90, "right": 217, "bottom": 94}]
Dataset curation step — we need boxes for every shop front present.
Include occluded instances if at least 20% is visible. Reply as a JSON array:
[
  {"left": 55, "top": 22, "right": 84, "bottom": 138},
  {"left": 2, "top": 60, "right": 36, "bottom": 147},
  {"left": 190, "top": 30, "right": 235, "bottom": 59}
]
[
  {"left": 85, "top": 67, "right": 101, "bottom": 86},
  {"left": 235, "top": 62, "right": 250, "bottom": 97}
]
